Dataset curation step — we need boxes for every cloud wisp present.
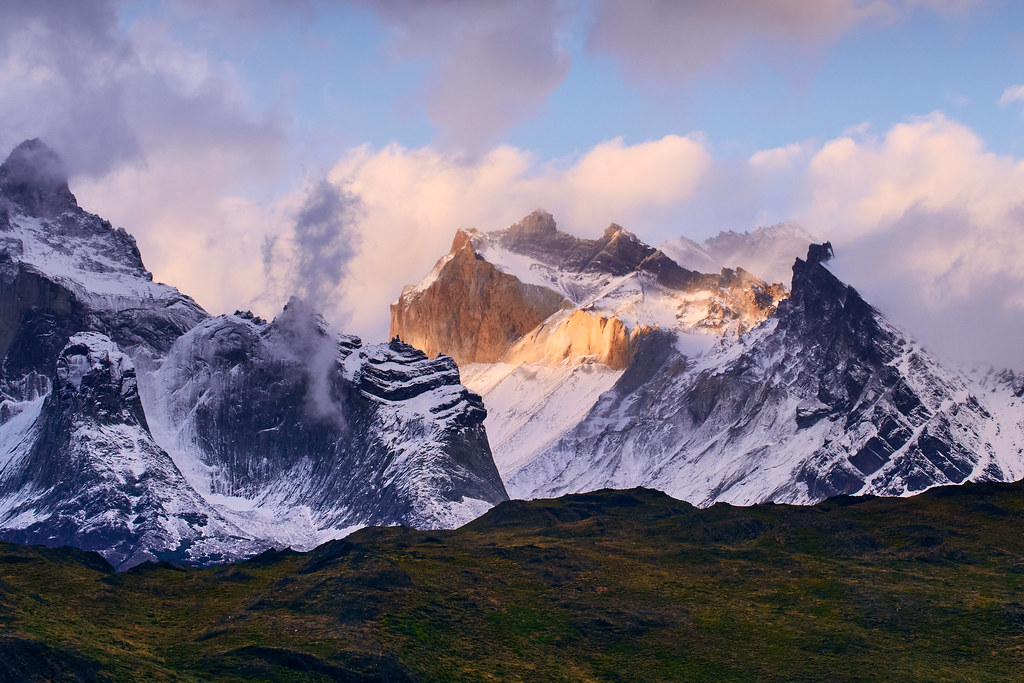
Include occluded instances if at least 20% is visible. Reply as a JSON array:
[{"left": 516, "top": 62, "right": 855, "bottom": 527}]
[
  {"left": 587, "top": 0, "right": 978, "bottom": 88},
  {"left": 999, "top": 84, "right": 1024, "bottom": 110},
  {"left": 282, "top": 115, "right": 1022, "bottom": 370},
  {"left": 365, "top": 0, "right": 575, "bottom": 153},
  {"left": 290, "top": 180, "right": 362, "bottom": 315}
]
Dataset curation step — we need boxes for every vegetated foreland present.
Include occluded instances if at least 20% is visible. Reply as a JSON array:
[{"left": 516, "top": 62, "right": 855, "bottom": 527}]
[{"left": 2, "top": 482, "right": 1024, "bottom": 682}]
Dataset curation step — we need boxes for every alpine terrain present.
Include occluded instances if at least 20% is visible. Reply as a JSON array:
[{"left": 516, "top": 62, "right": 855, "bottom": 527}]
[
  {"left": 0, "top": 139, "right": 507, "bottom": 569},
  {"left": 392, "top": 210, "right": 1024, "bottom": 504}
]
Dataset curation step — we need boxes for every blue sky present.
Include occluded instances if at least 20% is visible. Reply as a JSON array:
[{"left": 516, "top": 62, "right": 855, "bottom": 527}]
[
  {"left": 2, "top": 0, "right": 1024, "bottom": 365},
  {"left": 114, "top": 0, "right": 1024, "bottom": 162}
]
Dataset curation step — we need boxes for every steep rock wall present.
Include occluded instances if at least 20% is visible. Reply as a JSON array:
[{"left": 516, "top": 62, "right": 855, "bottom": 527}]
[{"left": 390, "top": 229, "right": 569, "bottom": 366}]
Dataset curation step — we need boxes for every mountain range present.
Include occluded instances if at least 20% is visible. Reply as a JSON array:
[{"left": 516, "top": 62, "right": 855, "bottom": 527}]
[
  {"left": 392, "top": 210, "right": 1024, "bottom": 505},
  {"left": 1, "top": 138, "right": 1022, "bottom": 568},
  {"left": 0, "top": 140, "right": 506, "bottom": 569}
]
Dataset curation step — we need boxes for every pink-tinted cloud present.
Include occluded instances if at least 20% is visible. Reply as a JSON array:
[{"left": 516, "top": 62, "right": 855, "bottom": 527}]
[
  {"left": 794, "top": 113, "right": 1024, "bottom": 366},
  {"left": 314, "top": 134, "right": 710, "bottom": 338},
  {"left": 588, "top": 0, "right": 977, "bottom": 87},
  {"left": 999, "top": 84, "right": 1024, "bottom": 109}
]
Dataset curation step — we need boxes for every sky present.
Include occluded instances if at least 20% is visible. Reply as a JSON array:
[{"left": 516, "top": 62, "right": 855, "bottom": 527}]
[{"left": 1, "top": 0, "right": 1024, "bottom": 368}]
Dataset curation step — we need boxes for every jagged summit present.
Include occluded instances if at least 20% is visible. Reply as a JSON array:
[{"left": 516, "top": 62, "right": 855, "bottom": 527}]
[
  {"left": 392, "top": 211, "right": 791, "bottom": 477},
  {"left": 395, "top": 213, "right": 1024, "bottom": 506},
  {"left": 601, "top": 223, "right": 632, "bottom": 239},
  {"left": 806, "top": 241, "right": 835, "bottom": 266},
  {"left": 0, "top": 139, "right": 76, "bottom": 218},
  {"left": 485, "top": 211, "right": 713, "bottom": 292},
  {"left": 392, "top": 211, "right": 787, "bottom": 369},
  {"left": 508, "top": 209, "right": 557, "bottom": 236}
]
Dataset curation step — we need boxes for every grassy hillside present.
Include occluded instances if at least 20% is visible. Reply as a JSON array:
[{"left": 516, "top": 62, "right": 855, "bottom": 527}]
[{"left": 2, "top": 483, "right": 1024, "bottom": 681}]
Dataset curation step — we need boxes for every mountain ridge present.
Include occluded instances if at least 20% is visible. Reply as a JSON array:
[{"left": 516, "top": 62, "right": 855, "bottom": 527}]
[{"left": 395, "top": 210, "right": 1024, "bottom": 505}]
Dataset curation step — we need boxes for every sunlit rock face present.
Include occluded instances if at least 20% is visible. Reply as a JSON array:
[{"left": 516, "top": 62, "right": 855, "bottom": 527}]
[
  {"left": 391, "top": 210, "right": 785, "bottom": 372},
  {"left": 390, "top": 228, "right": 569, "bottom": 366},
  {"left": 391, "top": 210, "right": 788, "bottom": 485},
  {"left": 0, "top": 140, "right": 508, "bottom": 568},
  {"left": 395, "top": 212, "right": 1024, "bottom": 507},
  {"left": 503, "top": 309, "right": 649, "bottom": 371}
]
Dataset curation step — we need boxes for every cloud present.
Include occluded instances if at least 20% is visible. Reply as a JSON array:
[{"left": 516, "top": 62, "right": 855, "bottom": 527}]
[
  {"left": 0, "top": 0, "right": 285, "bottom": 178},
  {"left": 796, "top": 113, "right": 1024, "bottom": 367},
  {"left": 309, "top": 114, "right": 1024, "bottom": 369},
  {"left": 365, "top": 0, "right": 575, "bottom": 153},
  {"left": 73, "top": 149, "right": 295, "bottom": 318},
  {"left": 289, "top": 180, "right": 361, "bottom": 313},
  {"left": 587, "top": 0, "right": 977, "bottom": 87},
  {"left": 318, "top": 134, "right": 710, "bottom": 338},
  {"left": 999, "top": 84, "right": 1024, "bottom": 108},
  {"left": 0, "top": 0, "right": 295, "bottom": 323},
  {"left": 58, "top": 109, "right": 1024, "bottom": 371}
]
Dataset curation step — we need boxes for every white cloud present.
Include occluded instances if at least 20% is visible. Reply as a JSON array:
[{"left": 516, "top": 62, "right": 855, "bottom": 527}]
[
  {"left": 0, "top": 1, "right": 285, "bottom": 178},
  {"left": 998, "top": 84, "right": 1024, "bottom": 108},
  {"left": 73, "top": 147, "right": 296, "bottom": 320},
  {"left": 317, "top": 134, "right": 710, "bottom": 338},
  {"left": 309, "top": 113, "right": 1024, "bottom": 367},
  {"left": 794, "top": 113, "right": 1024, "bottom": 366},
  {"left": 749, "top": 142, "right": 814, "bottom": 170}
]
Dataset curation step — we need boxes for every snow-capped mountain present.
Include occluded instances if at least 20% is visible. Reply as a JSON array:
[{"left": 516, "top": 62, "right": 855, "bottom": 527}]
[
  {"left": 145, "top": 301, "right": 505, "bottom": 542},
  {"left": 0, "top": 140, "right": 507, "bottom": 568},
  {"left": 661, "top": 221, "right": 817, "bottom": 285},
  {"left": 393, "top": 212, "right": 1024, "bottom": 504}
]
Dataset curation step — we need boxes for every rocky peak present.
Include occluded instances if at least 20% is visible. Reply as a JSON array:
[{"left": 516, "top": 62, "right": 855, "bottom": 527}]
[
  {"left": 0, "top": 139, "right": 77, "bottom": 218},
  {"left": 786, "top": 242, "right": 852, "bottom": 316},
  {"left": 508, "top": 209, "right": 557, "bottom": 236},
  {"left": 600, "top": 223, "right": 634, "bottom": 242},
  {"left": 806, "top": 241, "right": 835, "bottom": 266},
  {"left": 55, "top": 332, "right": 147, "bottom": 428},
  {"left": 779, "top": 242, "right": 896, "bottom": 388},
  {"left": 450, "top": 227, "right": 478, "bottom": 253}
]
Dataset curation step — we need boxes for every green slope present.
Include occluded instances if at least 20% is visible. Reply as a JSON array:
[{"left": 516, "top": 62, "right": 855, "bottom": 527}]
[{"left": 2, "top": 483, "right": 1024, "bottom": 681}]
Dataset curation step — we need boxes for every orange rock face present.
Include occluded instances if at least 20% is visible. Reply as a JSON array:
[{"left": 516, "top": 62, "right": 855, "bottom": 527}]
[
  {"left": 392, "top": 214, "right": 788, "bottom": 373},
  {"left": 504, "top": 309, "right": 651, "bottom": 370},
  {"left": 390, "top": 230, "right": 569, "bottom": 366}
]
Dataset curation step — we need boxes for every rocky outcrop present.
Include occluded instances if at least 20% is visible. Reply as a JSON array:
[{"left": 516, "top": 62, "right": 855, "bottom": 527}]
[
  {"left": 390, "top": 229, "right": 569, "bottom": 366},
  {"left": 392, "top": 212, "right": 787, "bottom": 374},
  {"left": 504, "top": 309, "right": 652, "bottom": 370},
  {"left": 0, "top": 333, "right": 256, "bottom": 569},
  {"left": 149, "top": 300, "right": 508, "bottom": 532}
]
